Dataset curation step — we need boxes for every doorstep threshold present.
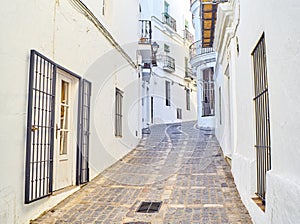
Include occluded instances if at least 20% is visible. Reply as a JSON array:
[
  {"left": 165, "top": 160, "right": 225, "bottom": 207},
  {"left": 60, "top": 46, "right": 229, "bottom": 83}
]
[{"left": 52, "top": 185, "right": 80, "bottom": 196}]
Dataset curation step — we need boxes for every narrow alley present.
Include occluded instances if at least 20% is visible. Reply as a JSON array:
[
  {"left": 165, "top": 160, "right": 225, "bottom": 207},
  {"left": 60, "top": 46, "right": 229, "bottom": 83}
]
[
  {"left": 32, "top": 121, "right": 252, "bottom": 224},
  {"left": 2, "top": 0, "right": 300, "bottom": 223}
]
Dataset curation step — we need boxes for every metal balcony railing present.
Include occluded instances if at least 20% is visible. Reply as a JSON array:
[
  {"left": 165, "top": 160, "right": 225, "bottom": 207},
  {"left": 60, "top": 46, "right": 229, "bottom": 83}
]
[
  {"left": 189, "top": 40, "right": 214, "bottom": 58},
  {"left": 162, "top": 55, "right": 175, "bottom": 72},
  {"left": 184, "top": 29, "right": 194, "bottom": 43},
  {"left": 162, "top": 12, "right": 177, "bottom": 31},
  {"left": 196, "top": 0, "right": 228, "bottom": 4},
  {"left": 185, "top": 67, "right": 195, "bottom": 79},
  {"left": 139, "top": 20, "right": 152, "bottom": 44},
  {"left": 190, "top": 0, "right": 198, "bottom": 6}
]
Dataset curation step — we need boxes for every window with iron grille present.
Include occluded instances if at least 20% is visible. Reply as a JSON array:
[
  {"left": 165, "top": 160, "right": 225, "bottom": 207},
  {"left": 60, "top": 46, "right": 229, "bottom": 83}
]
[
  {"left": 115, "top": 88, "right": 123, "bottom": 137},
  {"left": 164, "top": 44, "right": 170, "bottom": 53},
  {"left": 177, "top": 108, "right": 182, "bottom": 119},
  {"left": 165, "top": 81, "right": 171, "bottom": 106},
  {"left": 202, "top": 68, "right": 215, "bottom": 116},
  {"left": 186, "top": 89, "right": 190, "bottom": 110},
  {"left": 252, "top": 34, "right": 271, "bottom": 203},
  {"left": 151, "top": 96, "right": 154, "bottom": 123},
  {"left": 219, "top": 86, "right": 222, "bottom": 125}
]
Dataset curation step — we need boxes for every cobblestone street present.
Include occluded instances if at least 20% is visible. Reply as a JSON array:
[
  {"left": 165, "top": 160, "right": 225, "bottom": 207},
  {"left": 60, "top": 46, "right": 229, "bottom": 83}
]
[{"left": 32, "top": 121, "right": 252, "bottom": 224}]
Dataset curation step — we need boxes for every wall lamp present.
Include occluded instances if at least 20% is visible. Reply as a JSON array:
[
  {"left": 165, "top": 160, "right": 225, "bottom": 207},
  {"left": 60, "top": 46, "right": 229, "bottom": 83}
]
[{"left": 151, "top": 41, "right": 159, "bottom": 66}]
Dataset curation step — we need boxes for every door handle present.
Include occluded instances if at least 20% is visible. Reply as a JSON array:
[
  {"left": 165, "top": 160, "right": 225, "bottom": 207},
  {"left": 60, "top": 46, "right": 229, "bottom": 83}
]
[
  {"left": 31, "top": 125, "right": 39, "bottom": 132},
  {"left": 56, "top": 124, "right": 61, "bottom": 139}
]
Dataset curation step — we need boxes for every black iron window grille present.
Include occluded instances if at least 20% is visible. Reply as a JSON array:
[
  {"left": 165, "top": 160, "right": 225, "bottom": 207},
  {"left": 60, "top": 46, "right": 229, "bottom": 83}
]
[
  {"left": 151, "top": 96, "right": 154, "bottom": 124},
  {"left": 115, "top": 88, "right": 123, "bottom": 137},
  {"left": 202, "top": 68, "right": 215, "bottom": 116},
  {"left": 177, "top": 108, "right": 182, "bottom": 119},
  {"left": 186, "top": 89, "right": 191, "bottom": 111},
  {"left": 25, "top": 51, "right": 56, "bottom": 203},
  {"left": 219, "top": 86, "right": 222, "bottom": 125},
  {"left": 165, "top": 81, "right": 171, "bottom": 106},
  {"left": 76, "top": 80, "right": 91, "bottom": 185},
  {"left": 252, "top": 34, "right": 271, "bottom": 203}
]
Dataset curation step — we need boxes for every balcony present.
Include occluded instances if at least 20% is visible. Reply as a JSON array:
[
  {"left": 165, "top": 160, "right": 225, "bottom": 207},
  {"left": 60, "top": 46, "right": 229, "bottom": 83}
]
[
  {"left": 189, "top": 40, "right": 216, "bottom": 68},
  {"left": 184, "top": 67, "right": 195, "bottom": 81},
  {"left": 138, "top": 20, "right": 153, "bottom": 65},
  {"left": 189, "top": 40, "right": 214, "bottom": 58},
  {"left": 183, "top": 28, "right": 194, "bottom": 43},
  {"left": 190, "top": 0, "right": 198, "bottom": 6},
  {"left": 162, "top": 55, "right": 175, "bottom": 73},
  {"left": 139, "top": 20, "right": 152, "bottom": 44},
  {"left": 162, "top": 12, "right": 177, "bottom": 31}
]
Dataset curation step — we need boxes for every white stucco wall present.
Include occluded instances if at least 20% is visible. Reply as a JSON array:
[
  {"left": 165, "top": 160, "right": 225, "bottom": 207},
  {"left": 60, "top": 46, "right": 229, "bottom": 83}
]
[
  {"left": 0, "top": 0, "right": 141, "bottom": 223},
  {"left": 214, "top": 0, "right": 300, "bottom": 223},
  {"left": 149, "top": 71, "right": 197, "bottom": 124},
  {"left": 85, "top": 46, "right": 141, "bottom": 179}
]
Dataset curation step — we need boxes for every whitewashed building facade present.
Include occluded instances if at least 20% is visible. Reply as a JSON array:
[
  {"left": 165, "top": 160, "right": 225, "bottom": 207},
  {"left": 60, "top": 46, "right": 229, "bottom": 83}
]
[
  {"left": 0, "top": 0, "right": 198, "bottom": 223},
  {"left": 191, "top": 0, "right": 300, "bottom": 223},
  {"left": 0, "top": 0, "right": 140, "bottom": 223},
  {"left": 138, "top": 0, "right": 197, "bottom": 131},
  {"left": 190, "top": 0, "right": 217, "bottom": 129}
]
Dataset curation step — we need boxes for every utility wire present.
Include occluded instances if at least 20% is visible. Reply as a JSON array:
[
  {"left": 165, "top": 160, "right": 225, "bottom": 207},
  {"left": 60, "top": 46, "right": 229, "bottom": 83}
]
[{"left": 68, "top": 0, "right": 137, "bottom": 69}]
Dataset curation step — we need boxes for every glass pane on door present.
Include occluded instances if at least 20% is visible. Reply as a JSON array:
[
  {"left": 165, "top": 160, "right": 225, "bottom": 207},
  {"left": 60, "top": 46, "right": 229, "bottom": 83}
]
[{"left": 59, "top": 80, "right": 70, "bottom": 155}]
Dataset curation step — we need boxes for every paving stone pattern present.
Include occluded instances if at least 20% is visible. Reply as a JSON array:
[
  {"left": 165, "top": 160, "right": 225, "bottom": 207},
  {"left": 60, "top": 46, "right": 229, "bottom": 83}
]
[{"left": 32, "top": 121, "right": 252, "bottom": 224}]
